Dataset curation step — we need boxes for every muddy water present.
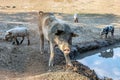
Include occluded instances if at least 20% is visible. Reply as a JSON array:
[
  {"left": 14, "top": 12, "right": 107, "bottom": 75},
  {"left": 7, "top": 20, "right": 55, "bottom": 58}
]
[{"left": 76, "top": 44, "right": 120, "bottom": 80}]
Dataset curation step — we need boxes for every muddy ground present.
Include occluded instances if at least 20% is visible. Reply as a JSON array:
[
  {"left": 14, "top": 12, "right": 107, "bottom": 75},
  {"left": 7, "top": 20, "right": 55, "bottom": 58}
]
[{"left": 0, "top": 12, "right": 120, "bottom": 80}]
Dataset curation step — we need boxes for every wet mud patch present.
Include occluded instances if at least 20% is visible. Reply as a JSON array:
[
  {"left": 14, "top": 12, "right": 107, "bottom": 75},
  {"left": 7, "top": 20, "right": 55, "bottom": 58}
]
[
  {"left": 44, "top": 59, "right": 100, "bottom": 80},
  {"left": 46, "top": 48, "right": 99, "bottom": 80},
  {"left": 76, "top": 37, "right": 120, "bottom": 53}
]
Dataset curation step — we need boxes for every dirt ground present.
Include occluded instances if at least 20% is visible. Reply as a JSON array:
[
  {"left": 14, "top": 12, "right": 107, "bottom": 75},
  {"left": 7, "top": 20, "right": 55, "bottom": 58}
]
[
  {"left": 1, "top": 0, "right": 120, "bottom": 80},
  {"left": 0, "top": 12, "right": 120, "bottom": 80}
]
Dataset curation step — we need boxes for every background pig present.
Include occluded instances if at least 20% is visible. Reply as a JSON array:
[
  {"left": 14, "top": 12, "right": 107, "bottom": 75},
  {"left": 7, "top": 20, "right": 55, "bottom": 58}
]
[
  {"left": 4, "top": 27, "right": 30, "bottom": 45},
  {"left": 73, "top": 13, "right": 78, "bottom": 23},
  {"left": 38, "top": 11, "right": 78, "bottom": 67},
  {"left": 100, "top": 25, "right": 114, "bottom": 38}
]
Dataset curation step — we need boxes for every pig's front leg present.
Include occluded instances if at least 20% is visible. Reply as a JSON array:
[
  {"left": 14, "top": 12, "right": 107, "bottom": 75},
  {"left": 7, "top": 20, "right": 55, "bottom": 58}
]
[
  {"left": 105, "top": 33, "right": 108, "bottom": 38},
  {"left": 49, "top": 42, "right": 55, "bottom": 67},
  {"left": 40, "top": 33, "right": 44, "bottom": 54},
  {"left": 111, "top": 32, "right": 114, "bottom": 38},
  {"left": 64, "top": 53, "right": 73, "bottom": 66}
]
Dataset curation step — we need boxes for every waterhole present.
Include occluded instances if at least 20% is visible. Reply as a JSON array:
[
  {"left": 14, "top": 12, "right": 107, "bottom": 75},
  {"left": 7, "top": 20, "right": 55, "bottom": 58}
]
[{"left": 76, "top": 43, "right": 120, "bottom": 80}]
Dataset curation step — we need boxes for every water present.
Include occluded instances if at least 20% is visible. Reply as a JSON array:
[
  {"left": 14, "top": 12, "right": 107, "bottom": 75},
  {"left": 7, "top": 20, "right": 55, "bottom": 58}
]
[{"left": 76, "top": 44, "right": 120, "bottom": 80}]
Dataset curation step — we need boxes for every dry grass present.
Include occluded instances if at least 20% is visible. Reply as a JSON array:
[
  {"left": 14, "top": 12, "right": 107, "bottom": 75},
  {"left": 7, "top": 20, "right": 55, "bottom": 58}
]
[{"left": 0, "top": 0, "right": 120, "bottom": 15}]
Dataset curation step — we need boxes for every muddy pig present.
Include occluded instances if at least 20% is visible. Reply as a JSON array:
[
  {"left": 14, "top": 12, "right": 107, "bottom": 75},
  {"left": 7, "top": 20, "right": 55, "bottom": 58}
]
[
  {"left": 4, "top": 27, "right": 30, "bottom": 45},
  {"left": 100, "top": 25, "right": 114, "bottom": 38},
  {"left": 38, "top": 11, "right": 78, "bottom": 67}
]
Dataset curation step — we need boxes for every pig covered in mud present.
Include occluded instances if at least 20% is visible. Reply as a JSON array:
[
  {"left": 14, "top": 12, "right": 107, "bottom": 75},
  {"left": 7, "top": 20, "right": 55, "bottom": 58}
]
[{"left": 38, "top": 11, "right": 78, "bottom": 67}]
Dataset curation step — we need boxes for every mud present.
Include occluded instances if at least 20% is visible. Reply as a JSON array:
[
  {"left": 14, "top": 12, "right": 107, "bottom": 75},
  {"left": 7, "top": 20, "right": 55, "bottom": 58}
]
[
  {"left": 0, "top": 12, "right": 120, "bottom": 80},
  {"left": 76, "top": 37, "right": 120, "bottom": 53}
]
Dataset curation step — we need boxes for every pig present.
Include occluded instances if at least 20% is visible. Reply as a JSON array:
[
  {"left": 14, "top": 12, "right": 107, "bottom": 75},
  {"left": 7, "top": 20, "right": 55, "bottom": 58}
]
[
  {"left": 38, "top": 11, "right": 78, "bottom": 67},
  {"left": 100, "top": 25, "right": 114, "bottom": 38},
  {"left": 4, "top": 27, "right": 30, "bottom": 45},
  {"left": 73, "top": 13, "right": 78, "bottom": 23}
]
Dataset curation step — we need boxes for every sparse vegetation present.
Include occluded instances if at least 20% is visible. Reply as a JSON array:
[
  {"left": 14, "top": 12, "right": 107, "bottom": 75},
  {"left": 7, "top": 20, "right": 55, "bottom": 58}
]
[{"left": 0, "top": 0, "right": 120, "bottom": 15}]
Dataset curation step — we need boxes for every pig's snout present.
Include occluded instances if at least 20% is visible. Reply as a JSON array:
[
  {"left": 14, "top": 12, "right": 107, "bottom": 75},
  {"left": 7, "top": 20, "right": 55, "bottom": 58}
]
[
  {"left": 58, "top": 42, "right": 71, "bottom": 54},
  {"left": 63, "top": 47, "right": 70, "bottom": 54}
]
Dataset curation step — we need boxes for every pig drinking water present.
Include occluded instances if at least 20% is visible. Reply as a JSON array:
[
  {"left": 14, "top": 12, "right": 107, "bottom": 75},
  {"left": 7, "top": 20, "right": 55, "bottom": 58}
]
[{"left": 38, "top": 11, "right": 78, "bottom": 67}]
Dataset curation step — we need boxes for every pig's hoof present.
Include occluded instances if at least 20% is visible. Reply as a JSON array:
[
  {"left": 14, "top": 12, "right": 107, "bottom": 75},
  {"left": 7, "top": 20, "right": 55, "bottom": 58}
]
[
  {"left": 17, "top": 43, "right": 19, "bottom": 45},
  {"left": 48, "top": 69, "right": 52, "bottom": 72},
  {"left": 49, "top": 63, "right": 53, "bottom": 67},
  {"left": 12, "top": 42, "right": 15, "bottom": 45},
  {"left": 73, "top": 66, "right": 78, "bottom": 72},
  {"left": 40, "top": 51, "right": 44, "bottom": 54},
  {"left": 67, "top": 63, "right": 73, "bottom": 67},
  {"left": 28, "top": 43, "right": 30, "bottom": 46}
]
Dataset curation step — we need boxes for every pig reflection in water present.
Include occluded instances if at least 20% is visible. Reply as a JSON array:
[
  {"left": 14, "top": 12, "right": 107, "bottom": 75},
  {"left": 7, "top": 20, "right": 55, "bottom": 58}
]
[
  {"left": 38, "top": 11, "right": 78, "bottom": 67},
  {"left": 99, "top": 49, "right": 114, "bottom": 58}
]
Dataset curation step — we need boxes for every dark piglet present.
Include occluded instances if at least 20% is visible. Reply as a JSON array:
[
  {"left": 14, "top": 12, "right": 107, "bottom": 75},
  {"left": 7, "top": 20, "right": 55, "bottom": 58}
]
[{"left": 100, "top": 25, "right": 114, "bottom": 38}]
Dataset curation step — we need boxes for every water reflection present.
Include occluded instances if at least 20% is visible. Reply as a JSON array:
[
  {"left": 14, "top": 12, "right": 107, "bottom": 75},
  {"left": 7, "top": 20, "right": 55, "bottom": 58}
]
[
  {"left": 76, "top": 46, "right": 120, "bottom": 80},
  {"left": 99, "top": 48, "right": 114, "bottom": 58}
]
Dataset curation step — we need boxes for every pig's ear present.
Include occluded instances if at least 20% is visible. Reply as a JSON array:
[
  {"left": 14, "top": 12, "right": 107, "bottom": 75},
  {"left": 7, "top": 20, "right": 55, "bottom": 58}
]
[
  {"left": 8, "top": 32, "right": 12, "bottom": 35},
  {"left": 39, "top": 11, "right": 44, "bottom": 15},
  {"left": 71, "top": 33, "right": 79, "bottom": 37},
  {"left": 55, "top": 30, "right": 64, "bottom": 35}
]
